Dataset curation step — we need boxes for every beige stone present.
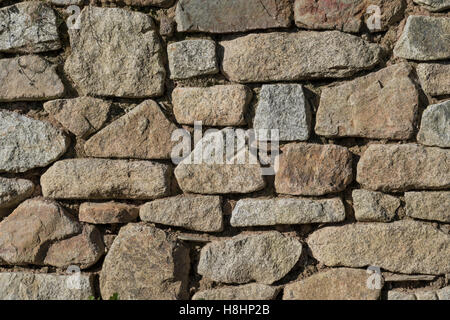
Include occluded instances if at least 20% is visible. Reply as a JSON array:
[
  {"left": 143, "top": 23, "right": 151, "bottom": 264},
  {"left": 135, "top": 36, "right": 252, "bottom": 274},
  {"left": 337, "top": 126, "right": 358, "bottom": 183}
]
[
  {"left": 193, "top": 284, "right": 280, "bottom": 300},
  {"left": 417, "top": 62, "right": 450, "bottom": 96},
  {"left": 0, "top": 177, "right": 34, "bottom": 212},
  {"left": 405, "top": 191, "right": 450, "bottom": 223},
  {"left": 79, "top": 202, "right": 139, "bottom": 224},
  {"left": 353, "top": 190, "right": 400, "bottom": 222}
]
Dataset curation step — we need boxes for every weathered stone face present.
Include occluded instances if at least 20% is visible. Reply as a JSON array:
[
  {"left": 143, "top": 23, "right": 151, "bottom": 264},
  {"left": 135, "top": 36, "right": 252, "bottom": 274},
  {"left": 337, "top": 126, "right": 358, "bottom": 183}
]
[
  {"left": 413, "top": 0, "right": 450, "bottom": 12},
  {"left": 100, "top": 0, "right": 174, "bottom": 7},
  {"left": 175, "top": 0, "right": 292, "bottom": 33},
  {"left": 417, "top": 63, "right": 450, "bottom": 97},
  {"left": 100, "top": 224, "right": 190, "bottom": 300},
  {"left": 0, "top": 177, "right": 34, "bottom": 212},
  {"left": 388, "top": 287, "right": 450, "bottom": 300},
  {"left": 352, "top": 190, "right": 400, "bottom": 222},
  {"left": 405, "top": 191, "right": 450, "bottom": 223},
  {"left": 315, "top": 63, "right": 419, "bottom": 140},
  {"left": 79, "top": 202, "right": 139, "bottom": 224},
  {"left": 417, "top": 100, "right": 450, "bottom": 148},
  {"left": 65, "top": 7, "right": 165, "bottom": 98},
  {"left": 192, "top": 284, "right": 280, "bottom": 300}
]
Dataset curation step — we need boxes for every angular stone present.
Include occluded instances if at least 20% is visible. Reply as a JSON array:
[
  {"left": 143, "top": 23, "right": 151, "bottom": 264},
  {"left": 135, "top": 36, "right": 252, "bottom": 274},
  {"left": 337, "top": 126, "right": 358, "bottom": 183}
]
[
  {"left": 0, "top": 177, "right": 34, "bottom": 211},
  {"left": 174, "top": 129, "right": 266, "bottom": 194},
  {"left": 65, "top": 7, "right": 165, "bottom": 98},
  {"left": 283, "top": 268, "right": 381, "bottom": 300},
  {"left": 140, "top": 195, "right": 223, "bottom": 232},
  {"left": 417, "top": 100, "right": 450, "bottom": 148},
  {"left": 357, "top": 144, "right": 450, "bottom": 192},
  {"left": 44, "top": 225, "right": 104, "bottom": 269},
  {"left": 100, "top": 0, "right": 174, "bottom": 7},
  {"left": 307, "top": 220, "right": 450, "bottom": 275},
  {"left": 405, "top": 191, "right": 450, "bottom": 223},
  {"left": 79, "top": 202, "right": 139, "bottom": 224},
  {"left": 100, "top": 223, "right": 190, "bottom": 300},
  {"left": 220, "top": 31, "right": 381, "bottom": 83},
  {"left": 352, "top": 190, "right": 400, "bottom": 222},
  {"left": 0, "top": 110, "right": 69, "bottom": 173},
  {"left": 176, "top": 0, "right": 292, "bottom": 33},
  {"left": 0, "top": 55, "right": 64, "bottom": 102},
  {"left": 315, "top": 63, "right": 418, "bottom": 140},
  {"left": 49, "top": 0, "right": 83, "bottom": 5},
  {"left": 0, "top": 198, "right": 81, "bottom": 265},
  {"left": 413, "top": 0, "right": 450, "bottom": 12},
  {"left": 168, "top": 40, "right": 218, "bottom": 80},
  {"left": 417, "top": 63, "right": 450, "bottom": 96},
  {"left": 253, "top": 84, "right": 311, "bottom": 141},
  {"left": 437, "top": 286, "right": 450, "bottom": 300},
  {"left": 387, "top": 291, "right": 416, "bottom": 300},
  {"left": 275, "top": 143, "right": 353, "bottom": 196},
  {"left": 44, "top": 97, "right": 111, "bottom": 138},
  {"left": 198, "top": 232, "right": 302, "bottom": 284},
  {"left": 41, "top": 159, "right": 171, "bottom": 200},
  {"left": 172, "top": 85, "right": 251, "bottom": 126},
  {"left": 0, "top": 272, "right": 94, "bottom": 300},
  {"left": 0, "top": 2, "right": 60, "bottom": 53},
  {"left": 394, "top": 16, "right": 450, "bottom": 61},
  {"left": 230, "top": 197, "right": 345, "bottom": 227},
  {"left": 416, "top": 291, "right": 438, "bottom": 300},
  {"left": 192, "top": 284, "right": 280, "bottom": 300},
  {"left": 84, "top": 100, "right": 178, "bottom": 160}
]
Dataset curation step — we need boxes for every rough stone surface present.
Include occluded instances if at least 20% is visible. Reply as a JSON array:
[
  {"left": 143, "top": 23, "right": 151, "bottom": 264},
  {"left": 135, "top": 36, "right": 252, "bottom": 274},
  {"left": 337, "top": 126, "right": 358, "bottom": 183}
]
[
  {"left": 100, "top": 223, "right": 190, "bottom": 300},
  {"left": 0, "top": 55, "right": 64, "bottom": 102},
  {"left": 230, "top": 197, "right": 345, "bottom": 227},
  {"left": 253, "top": 84, "right": 311, "bottom": 141},
  {"left": 175, "top": 0, "right": 292, "bottom": 33},
  {"left": 307, "top": 220, "right": 450, "bottom": 275},
  {"left": 192, "top": 284, "right": 280, "bottom": 300},
  {"left": 417, "top": 63, "right": 450, "bottom": 96},
  {"left": 84, "top": 100, "right": 178, "bottom": 160},
  {"left": 0, "top": 272, "right": 94, "bottom": 300},
  {"left": 352, "top": 190, "right": 400, "bottom": 222},
  {"left": 394, "top": 16, "right": 450, "bottom": 61},
  {"left": 413, "top": 0, "right": 450, "bottom": 11},
  {"left": 357, "top": 144, "right": 450, "bottom": 192},
  {"left": 0, "top": 198, "right": 81, "bottom": 265},
  {"left": 315, "top": 63, "right": 418, "bottom": 140},
  {"left": 79, "top": 202, "right": 139, "bottom": 224},
  {"left": 100, "top": 0, "right": 174, "bottom": 7},
  {"left": 172, "top": 85, "right": 251, "bottom": 126},
  {"left": 388, "top": 287, "right": 450, "bottom": 300},
  {"left": 65, "top": 7, "right": 165, "bottom": 98},
  {"left": 198, "top": 232, "right": 302, "bottom": 284},
  {"left": 417, "top": 100, "right": 450, "bottom": 148},
  {"left": 140, "top": 195, "right": 223, "bottom": 232},
  {"left": 41, "top": 159, "right": 171, "bottom": 200},
  {"left": 168, "top": 40, "right": 218, "bottom": 79},
  {"left": 44, "top": 97, "right": 112, "bottom": 138},
  {"left": 0, "top": 110, "right": 69, "bottom": 173},
  {"left": 275, "top": 143, "right": 353, "bottom": 196},
  {"left": 405, "top": 191, "right": 450, "bottom": 223},
  {"left": 0, "top": 2, "right": 60, "bottom": 53},
  {"left": 387, "top": 291, "right": 417, "bottom": 300},
  {"left": 0, "top": 177, "right": 34, "bottom": 211},
  {"left": 283, "top": 268, "right": 381, "bottom": 300},
  {"left": 220, "top": 31, "right": 382, "bottom": 83}
]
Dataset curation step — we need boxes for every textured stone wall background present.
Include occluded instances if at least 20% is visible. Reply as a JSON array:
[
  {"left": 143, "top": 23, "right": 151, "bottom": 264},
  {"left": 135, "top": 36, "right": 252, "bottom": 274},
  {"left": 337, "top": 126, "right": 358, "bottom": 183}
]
[{"left": 0, "top": 0, "right": 449, "bottom": 300}]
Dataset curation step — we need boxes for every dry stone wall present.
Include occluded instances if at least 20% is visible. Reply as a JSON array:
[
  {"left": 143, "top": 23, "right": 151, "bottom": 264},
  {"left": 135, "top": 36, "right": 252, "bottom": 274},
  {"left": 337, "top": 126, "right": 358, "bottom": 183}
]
[{"left": 0, "top": 0, "right": 449, "bottom": 300}]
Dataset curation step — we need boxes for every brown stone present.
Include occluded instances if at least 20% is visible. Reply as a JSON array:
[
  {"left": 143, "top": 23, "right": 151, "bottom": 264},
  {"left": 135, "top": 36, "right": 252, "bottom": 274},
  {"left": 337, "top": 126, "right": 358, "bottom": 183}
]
[
  {"left": 193, "top": 284, "right": 280, "bottom": 300},
  {"left": 79, "top": 202, "right": 139, "bottom": 224},
  {"left": 416, "top": 62, "right": 450, "bottom": 97},
  {"left": 405, "top": 191, "right": 450, "bottom": 223}
]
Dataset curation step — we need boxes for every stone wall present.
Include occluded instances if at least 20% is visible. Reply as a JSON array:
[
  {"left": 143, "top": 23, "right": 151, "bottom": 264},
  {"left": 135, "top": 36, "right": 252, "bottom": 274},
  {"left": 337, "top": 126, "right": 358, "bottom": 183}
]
[{"left": 0, "top": 0, "right": 449, "bottom": 300}]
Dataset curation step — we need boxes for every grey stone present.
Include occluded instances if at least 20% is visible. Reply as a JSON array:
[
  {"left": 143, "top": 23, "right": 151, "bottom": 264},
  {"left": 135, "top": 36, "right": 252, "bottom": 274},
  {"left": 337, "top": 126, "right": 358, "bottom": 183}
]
[
  {"left": 192, "top": 284, "right": 280, "bottom": 300},
  {"left": 413, "top": 0, "right": 450, "bottom": 11},
  {"left": 417, "top": 100, "right": 450, "bottom": 148},
  {"left": 416, "top": 291, "right": 438, "bottom": 300},
  {"left": 0, "top": 177, "right": 34, "bottom": 212},
  {"left": 387, "top": 291, "right": 416, "bottom": 300},
  {"left": 352, "top": 190, "right": 400, "bottom": 222},
  {"left": 417, "top": 63, "right": 450, "bottom": 96},
  {"left": 388, "top": 286, "right": 450, "bottom": 300},
  {"left": 437, "top": 286, "right": 450, "bottom": 300},
  {"left": 405, "top": 191, "right": 450, "bottom": 223}
]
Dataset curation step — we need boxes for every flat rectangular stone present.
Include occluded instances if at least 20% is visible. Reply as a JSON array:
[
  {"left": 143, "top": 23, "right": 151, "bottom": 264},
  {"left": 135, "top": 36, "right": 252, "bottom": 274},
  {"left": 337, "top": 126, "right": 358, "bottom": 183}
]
[
  {"left": 417, "top": 62, "right": 450, "bottom": 96},
  {"left": 405, "top": 191, "right": 450, "bottom": 223}
]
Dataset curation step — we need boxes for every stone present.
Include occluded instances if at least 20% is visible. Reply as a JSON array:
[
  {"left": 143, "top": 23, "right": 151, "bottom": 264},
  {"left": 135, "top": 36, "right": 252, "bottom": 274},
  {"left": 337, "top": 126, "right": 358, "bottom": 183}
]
[
  {"left": 168, "top": 40, "right": 218, "bottom": 79},
  {"left": 405, "top": 191, "right": 450, "bottom": 223},
  {"left": 49, "top": 0, "right": 83, "bottom": 5},
  {"left": 140, "top": 195, "right": 223, "bottom": 232},
  {"left": 352, "top": 190, "right": 400, "bottom": 222},
  {"left": 0, "top": 55, "right": 64, "bottom": 102},
  {"left": 0, "top": 110, "right": 69, "bottom": 173},
  {"left": 44, "top": 97, "right": 111, "bottom": 138},
  {"left": 0, "top": 177, "right": 34, "bottom": 211},
  {"left": 174, "top": 129, "right": 266, "bottom": 194},
  {"left": 230, "top": 197, "right": 345, "bottom": 227},
  {"left": 65, "top": 7, "right": 165, "bottom": 98},
  {"left": 175, "top": 0, "right": 292, "bottom": 33},
  {"left": 275, "top": 143, "right": 353, "bottom": 196},
  {"left": 253, "top": 84, "right": 311, "bottom": 141},
  {"left": 315, "top": 63, "right": 418, "bottom": 140},
  {"left": 192, "top": 284, "right": 280, "bottom": 300},
  {"left": 198, "top": 232, "right": 302, "bottom": 284},
  {"left": 220, "top": 31, "right": 381, "bottom": 83},
  {"left": 0, "top": 198, "right": 81, "bottom": 265},
  {"left": 394, "top": 16, "right": 450, "bottom": 61},
  {"left": 84, "top": 100, "right": 178, "bottom": 160},
  {"left": 79, "top": 202, "right": 139, "bottom": 224},
  {"left": 389, "top": 286, "right": 450, "bottom": 300},
  {"left": 416, "top": 291, "right": 438, "bottom": 300},
  {"left": 387, "top": 291, "right": 416, "bottom": 300},
  {"left": 307, "top": 220, "right": 450, "bottom": 275},
  {"left": 0, "top": 2, "right": 60, "bottom": 53},
  {"left": 417, "top": 63, "right": 450, "bottom": 96},
  {"left": 283, "top": 268, "right": 381, "bottom": 300},
  {"left": 413, "top": 0, "right": 450, "bottom": 12},
  {"left": 100, "top": 223, "right": 190, "bottom": 300},
  {"left": 172, "top": 85, "right": 251, "bottom": 126},
  {"left": 44, "top": 225, "right": 105, "bottom": 269},
  {"left": 417, "top": 100, "right": 450, "bottom": 148},
  {"left": 357, "top": 144, "right": 450, "bottom": 192},
  {"left": 100, "top": 0, "right": 174, "bottom": 7},
  {"left": 437, "top": 287, "right": 450, "bottom": 300},
  {"left": 41, "top": 159, "right": 171, "bottom": 200},
  {"left": 0, "top": 272, "right": 94, "bottom": 300}
]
